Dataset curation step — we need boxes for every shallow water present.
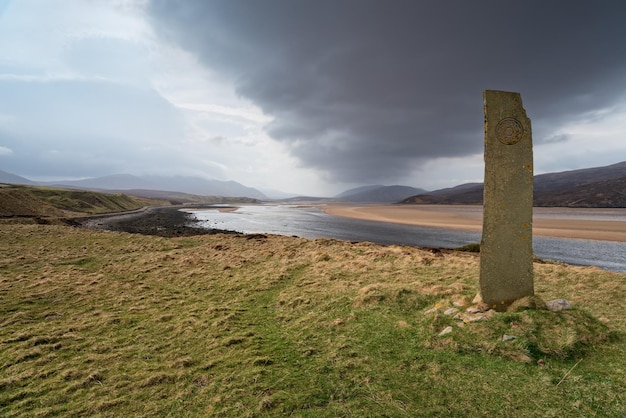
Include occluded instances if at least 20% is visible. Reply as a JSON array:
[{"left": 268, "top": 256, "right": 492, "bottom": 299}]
[{"left": 185, "top": 205, "right": 626, "bottom": 272}]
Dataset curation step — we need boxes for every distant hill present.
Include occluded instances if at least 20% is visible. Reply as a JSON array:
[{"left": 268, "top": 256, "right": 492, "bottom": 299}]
[
  {"left": 0, "top": 172, "right": 267, "bottom": 200},
  {"left": 0, "top": 170, "right": 35, "bottom": 185},
  {"left": 401, "top": 183, "right": 483, "bottom": 205},
  {"left": 141, "top": 176, "right": 267, "bottom": 200},
  {"left": 279, "top": 195, "right": 331, "bottom": 203},
  {"left": 335, "top": 185, "right": 385, "bottom": 199},
  {"left": 401, "top": 161, "right": 626, "bottom": 207},
  {"left": 49, "top": 174, "right": 155, "bottom": 190},
  {"left": 118, "top": 189, "right": 259, "bottom": 205},
  {"left": 336, "top": 185, "right": 428, "bottom": 203},
  {"left": 259, "top": 188, "right": 299, "bottom": 200}
]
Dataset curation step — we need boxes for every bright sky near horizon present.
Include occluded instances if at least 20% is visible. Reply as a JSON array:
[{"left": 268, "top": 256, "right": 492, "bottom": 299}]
[{"left": 1, "top": 0, "right": 625, "bottom": 196}]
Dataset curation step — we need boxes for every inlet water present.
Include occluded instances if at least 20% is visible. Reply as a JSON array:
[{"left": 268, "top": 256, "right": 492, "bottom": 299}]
[{"left": 185, "top": 205, "right": 626, "bottom": 273}]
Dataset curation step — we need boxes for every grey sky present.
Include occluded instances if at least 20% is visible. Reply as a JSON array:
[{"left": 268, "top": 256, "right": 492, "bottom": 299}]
[{"left": 1, "top": 1, "right": 625, "bottom": 195}]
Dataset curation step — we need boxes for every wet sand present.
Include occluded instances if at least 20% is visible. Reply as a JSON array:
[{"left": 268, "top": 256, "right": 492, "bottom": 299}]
[{"left": 324, "top": 204, "right": 626, "bottom": 242}]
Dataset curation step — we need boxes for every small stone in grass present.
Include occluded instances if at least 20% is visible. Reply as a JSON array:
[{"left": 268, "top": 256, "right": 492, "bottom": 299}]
[
  {"left": 438, "top": 326, "right": 453, "bottom": 336},
  {"left": 545, "top": 299, "right": 572, "bottom": 312},
  {"left": 444, "top": 308, "right": 459, "bottom": 316}
]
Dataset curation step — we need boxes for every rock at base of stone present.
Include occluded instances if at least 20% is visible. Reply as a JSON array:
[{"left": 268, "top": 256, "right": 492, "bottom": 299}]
[
  {"left": 472, "top": 292, "right": 483, "bottom": 304},
  {"left": 545, "top": 298, "right": 572, "bottom": 312},
  {"left": 507, "top": 295, "right": 547, "bottom": 312},
  {"left": 443, "top": 307, "right": 459, "bottom": 316}
]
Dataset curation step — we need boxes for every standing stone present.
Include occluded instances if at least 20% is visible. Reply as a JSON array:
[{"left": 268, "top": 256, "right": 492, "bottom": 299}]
[{"left": 480, "top": 90, "right": 533, "bottom": 311}]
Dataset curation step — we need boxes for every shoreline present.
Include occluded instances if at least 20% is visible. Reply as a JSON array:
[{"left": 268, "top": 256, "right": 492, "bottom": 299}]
[
  {"left": 79, "top": 206, "right": 240, "bottom": 237},
  {"left": 78, "top": 203, "right": 626, "bottom": 243},
  {"left": 323, "top": 204, "right": 626, "bottom": 242}
]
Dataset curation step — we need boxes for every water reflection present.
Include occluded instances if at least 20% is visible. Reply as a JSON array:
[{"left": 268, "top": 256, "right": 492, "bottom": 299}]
[{"left": 185, "top": 205, "right": 626, "bottom": 272}]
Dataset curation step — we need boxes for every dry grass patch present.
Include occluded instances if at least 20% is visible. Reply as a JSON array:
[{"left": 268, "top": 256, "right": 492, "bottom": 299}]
[
  {"left": 1, "top": 225, "right": 624, "bottom": 416},
  {"left": 425, "top": 301, "right": 613, "bottom": 363}
]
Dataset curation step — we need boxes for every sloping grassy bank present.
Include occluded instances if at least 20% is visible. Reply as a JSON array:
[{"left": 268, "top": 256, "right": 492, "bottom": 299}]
[
  {"left": 1, "top": 225, "right": 624, "bottom": 416},
  {"left": 0, "top": 185, "right": 165, "bottom": 223},
  {"left": 28, "top": 188, "right": 149, "bottom": 215}
]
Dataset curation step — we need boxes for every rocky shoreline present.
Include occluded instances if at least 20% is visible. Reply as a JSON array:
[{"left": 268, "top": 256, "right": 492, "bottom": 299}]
[{"left": 79, "top": 206, "right": 240, "bottom": 238}]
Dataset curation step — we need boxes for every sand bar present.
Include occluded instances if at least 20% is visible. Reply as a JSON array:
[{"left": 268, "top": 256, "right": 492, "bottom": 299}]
[{"left": 324, "top": 204, "right": 626, "bottom": 242}]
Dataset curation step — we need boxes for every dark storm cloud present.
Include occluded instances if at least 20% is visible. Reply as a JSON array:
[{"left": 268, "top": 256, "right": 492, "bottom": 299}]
[{"left": 147, "top": 0, "right": 626, "bottom": 183}]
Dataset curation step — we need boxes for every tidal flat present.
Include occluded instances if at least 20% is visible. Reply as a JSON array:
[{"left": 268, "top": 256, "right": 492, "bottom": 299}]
[
  {"left": 325, "top": 204, "right": 626, "bottom": 242},
  {"left": 1, "top": 224, "right": 624, "bottom": 416}
]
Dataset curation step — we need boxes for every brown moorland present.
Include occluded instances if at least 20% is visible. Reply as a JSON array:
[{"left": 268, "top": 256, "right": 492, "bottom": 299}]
[
  {"left": 1, "top": 185, "right": 625, "bottom": 416},
  {"left": 0, "top": 222, "right": 624, "bottom": 416}
]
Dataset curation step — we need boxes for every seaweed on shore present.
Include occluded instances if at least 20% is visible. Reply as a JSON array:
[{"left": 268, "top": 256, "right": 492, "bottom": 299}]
[{"left": 81, "top": 206, "right": 240, "bottom": 237}]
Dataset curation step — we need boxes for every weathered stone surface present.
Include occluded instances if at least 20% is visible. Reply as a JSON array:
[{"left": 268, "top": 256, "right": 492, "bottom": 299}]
[
  {"left": 444, "top": 307, "right": 459, "bottom": 316},
  {"left": 480, "top": 90, "right": 534, "bottom": 310},
  {"left": 438, "top": 326, "right": 453, "bottom": 336},
  {"left": 545, "top": 298, "right": 572, "bottom": 312},
  {"left": 423, "top": 303, "right": 444, "bottom": 314},
  {"left": 455, "top": 310, "right": 495, "bottom": 323},
  {"left": 472, "top": 292, "right": 483, "bottom": 305}
]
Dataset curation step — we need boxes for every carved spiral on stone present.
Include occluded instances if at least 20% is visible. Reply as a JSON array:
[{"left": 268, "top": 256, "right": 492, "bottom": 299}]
[{"left": 496, "top": 117, "right": 524, "bottom": 145}]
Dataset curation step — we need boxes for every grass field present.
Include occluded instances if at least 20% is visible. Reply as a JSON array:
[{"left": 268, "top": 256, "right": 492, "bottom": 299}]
[
  {"left": 1, "top": 224, "right": 624, "bottom": 416},
  {"left": 0, "top": 184, "right": 166, "bottom": 223}
]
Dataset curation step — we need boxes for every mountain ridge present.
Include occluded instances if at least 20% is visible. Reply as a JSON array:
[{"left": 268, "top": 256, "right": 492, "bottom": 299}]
[
  {"left": 0, "top": 172, "right": 267, "bottom": 200},
  {"left": 401, "top": 161, "right": 626, "bottom": 207},
  {"left": 3, "top": 161, "right": 626, "bottom": 206},
  {"left": 0, "top": 170, "right": 35, "bottom": 185},
  {"left": 335, "top": 185, "right": 428, "bottom": 203}
]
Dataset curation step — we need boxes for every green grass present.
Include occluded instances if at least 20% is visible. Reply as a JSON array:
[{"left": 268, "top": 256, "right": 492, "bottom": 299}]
[
  {"left": 0, "top": 225, "right": 624, "bottom": 416},
  {"left": 455, "top": 242, "right": 481, "bottom": 252},
  {"left": 29, "top": 187, "right": 149, "bottom": 214},
  {"left": 1, "top": 183, "right": 259, "bottom": 221},
  {"left": 0, "top": 184, "right": 165, "bottom": 219}
]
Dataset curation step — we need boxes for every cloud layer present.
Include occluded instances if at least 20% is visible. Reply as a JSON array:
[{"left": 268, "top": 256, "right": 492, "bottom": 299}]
[
  {"left": 1, "top": 1, "right": 625, "bottom": 195},
  {"left": 148, "top": 0, "right": 626, "bottom": 183}
]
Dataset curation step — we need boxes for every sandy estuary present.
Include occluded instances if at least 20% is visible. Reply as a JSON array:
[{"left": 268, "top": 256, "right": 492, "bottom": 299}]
[
  {"left": 184, "top": 204, "right": 626, "bottom": 272},
  {"left": 324, "top": 204, "right": 626, "bottom": 242}
]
